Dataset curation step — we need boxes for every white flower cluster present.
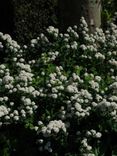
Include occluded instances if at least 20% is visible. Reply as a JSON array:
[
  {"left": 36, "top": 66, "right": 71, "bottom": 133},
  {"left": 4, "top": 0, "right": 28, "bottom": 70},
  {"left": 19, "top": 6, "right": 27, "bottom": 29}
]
[
  {"left": 1, "top": 17, "right": 117, "bottom": 155},
  {"left": 0, "top": 34, "right": 40, "bottom": 125},
  {"left": 47, "top": 26, "right": 59, "bottom": 38},
  {"left": 41, "top": 51, "right": 59, "bottom": 64},
  {"left": 81, "top": 138, "right": 93, "bottom": 153},
  {"left": 41, "top": 120, "right": 66, "bottom": 137},
  {"left": 0, "top": 105, "right": 9, "bottom": 118},
  {"left": 45, "top": 66, "right": 67, "bottom": 99},
  {"left": 86, "top": 130, "right": 102, "bottom": 138}
]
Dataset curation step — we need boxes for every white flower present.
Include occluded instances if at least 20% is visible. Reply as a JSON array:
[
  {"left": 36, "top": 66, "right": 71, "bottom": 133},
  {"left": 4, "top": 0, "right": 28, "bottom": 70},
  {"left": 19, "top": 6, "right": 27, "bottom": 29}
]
[
  {"left": 13, "top": 110, "right": 19, "bottom": 115},
  {"left": 60, "top": 75, "right": 67, "bottom": 81},
  {"left": 95, "top": 132, "right": 102, "bottom": 138},
  {"left": 0, "top": 105, "right": 9, "bottom": 117},
  {"left": 22, "top": 98, "right": 32, "bottom": 105},
  {"left": 41, "top": 120, "right": 66, "bottom": 136},
  {"left": 10, "top": 102, "right": 14, "bottom": 106},
  {"left": 14, "top": 116, "right": 19, "bottom": 121},
  {"left": 51, "top": 93, "right": 58, "bottom": 99},
  {"left": 74, "top": 103, "right": 82, "bottom": 112},
  {"left": 5, "top": 116, "right": 10, "bottom": 120},
  {"left": 47, "top": 26, "right": 59, "bottom": 35},
  {"left": 109, "top": 82, "right": 117, "bottom": 89},
  {"left": 95, "top": 53, "right": 105, "bottom": 60},
  {"left": 38, "top": 139, "right": 44, "bottom": 144},
  {"left": 87, "top": 145, "right": 92, "bottom": 151},
  {"left": 52, "top": 88, "right": 58, "bottom": 93},
  {"left": 21, "top": 109, "right": 26, "bottom": 114},
  {"left": 3, "top": 96, "right": 8, "bottom": 101},
  {"left": 66, "top": 85, "right": 78, "bottom": 93},
  {"left": 71, "top": 41, "right": 78, "bottom": 50},
  {"left": 38, "top": 121, "right": 43, "bottom": 126},
  {"left": 80, "top": 44, "right": 87, "bottom": 50},
  {"left": 95, "top": 76, "right": 101, "bottom": 82},
  {"left": 31, "top": 39, "right": 38, "bottom": 44},
  {"left": 2, "top": 75, "right": 14, "bottom": 84},
  {"left": 34, "top": 126, "right": 38, "bottom": 131},
  {"left": 109, "top": 96, "right": 117, "bottom": 101},
  {"left": 0, "top": 64, "right": 6, "bottom": 69}
]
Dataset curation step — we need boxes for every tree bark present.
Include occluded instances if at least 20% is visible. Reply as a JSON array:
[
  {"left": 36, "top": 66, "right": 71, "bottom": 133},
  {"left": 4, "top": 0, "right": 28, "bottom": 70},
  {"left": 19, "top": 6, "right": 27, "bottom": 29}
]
[
  {"left": 82, "top": 0, "right": 102, "bottom": 32},
  {"left": 58, "top": 0, "right": 102, "bottom": 33}
]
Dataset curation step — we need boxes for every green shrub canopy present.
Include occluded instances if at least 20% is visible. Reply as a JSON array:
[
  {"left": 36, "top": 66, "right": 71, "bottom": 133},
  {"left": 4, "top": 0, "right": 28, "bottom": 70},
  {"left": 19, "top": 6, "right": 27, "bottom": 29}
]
[{"left": 0, "top": 18, "right": 117, "bottom": 155}]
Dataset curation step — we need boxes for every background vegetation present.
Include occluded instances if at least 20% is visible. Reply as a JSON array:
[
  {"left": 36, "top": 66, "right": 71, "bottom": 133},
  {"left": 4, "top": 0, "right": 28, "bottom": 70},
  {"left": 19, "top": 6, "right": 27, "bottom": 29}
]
[
  {"left": 0, "top": 0, "right": 117, "bottom": 44},
  {"left": 0, "top": 0, "right": 117, "bottom": 156}
]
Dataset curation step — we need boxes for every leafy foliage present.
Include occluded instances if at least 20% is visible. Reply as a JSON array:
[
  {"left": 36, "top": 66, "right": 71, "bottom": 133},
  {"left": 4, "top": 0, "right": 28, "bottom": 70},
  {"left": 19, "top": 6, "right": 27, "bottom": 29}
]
[
  {"left": 0, "top": 17, "right": 117, "bottom": 155},
  {"left": 11, "top": 0, "right": 58, "bottom": 44}
]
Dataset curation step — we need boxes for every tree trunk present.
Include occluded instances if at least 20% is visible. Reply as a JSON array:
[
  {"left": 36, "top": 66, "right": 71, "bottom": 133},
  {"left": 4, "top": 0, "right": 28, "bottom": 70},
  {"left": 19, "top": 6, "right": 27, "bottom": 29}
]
[
  {"left": 58, "top": 0, "right": 102, "bottom": 33},
  {"left": 82, "top": 0, "right": 102, "bottom": 32}
]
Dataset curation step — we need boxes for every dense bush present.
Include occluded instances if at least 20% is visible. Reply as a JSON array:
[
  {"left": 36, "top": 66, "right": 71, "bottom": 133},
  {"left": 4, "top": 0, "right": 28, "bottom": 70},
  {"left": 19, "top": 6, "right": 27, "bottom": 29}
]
[
  {"left": 0, "top": 18, "right": 117, "bottom": 155},
  {"left": 11, "top": 0, "right": 58, "bottom": 44},
  {"left": 102, "top": 0, "right": 117, "bottom": 28}
]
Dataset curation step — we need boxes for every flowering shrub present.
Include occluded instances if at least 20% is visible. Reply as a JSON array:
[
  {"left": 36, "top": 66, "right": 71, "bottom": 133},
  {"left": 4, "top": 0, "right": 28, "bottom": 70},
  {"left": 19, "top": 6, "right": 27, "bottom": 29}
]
[{"left": 0, "top": 17, "right": 117, "bottom": 155}]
